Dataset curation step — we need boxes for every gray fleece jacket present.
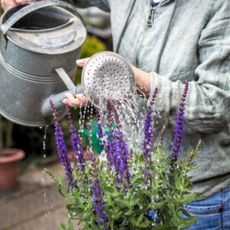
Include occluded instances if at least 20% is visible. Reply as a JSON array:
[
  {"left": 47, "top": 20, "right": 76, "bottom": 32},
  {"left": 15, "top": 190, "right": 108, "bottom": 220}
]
[{"left": 72, "top": 0, "right": 230, "bottom": 198}]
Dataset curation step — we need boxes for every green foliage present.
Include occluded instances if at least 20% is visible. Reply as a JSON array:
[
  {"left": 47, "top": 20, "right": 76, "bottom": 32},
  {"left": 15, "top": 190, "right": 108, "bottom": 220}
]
[
  {"left": 47, "top": 145, "right": 199, "bottom": 230},
  {"left": 80, "top": 36, "right": 106, "bottom": 58}
]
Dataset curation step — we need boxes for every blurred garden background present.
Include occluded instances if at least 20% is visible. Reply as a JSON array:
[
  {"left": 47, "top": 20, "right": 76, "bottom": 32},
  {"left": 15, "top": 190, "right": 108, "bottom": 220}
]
[{"left": 0, "top": 4, "right": 111, "bottom": 230}]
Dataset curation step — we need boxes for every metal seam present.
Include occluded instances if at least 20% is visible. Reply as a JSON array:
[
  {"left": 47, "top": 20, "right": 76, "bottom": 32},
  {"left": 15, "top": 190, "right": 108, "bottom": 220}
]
[{"left": 0, "top": 51, "right": 60, "bottom": 82}]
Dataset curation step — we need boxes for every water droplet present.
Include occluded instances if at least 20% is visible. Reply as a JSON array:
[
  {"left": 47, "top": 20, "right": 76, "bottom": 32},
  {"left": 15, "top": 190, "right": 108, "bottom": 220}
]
[{"left": 42, "top": 125, "right": 48, "bottom": 151}]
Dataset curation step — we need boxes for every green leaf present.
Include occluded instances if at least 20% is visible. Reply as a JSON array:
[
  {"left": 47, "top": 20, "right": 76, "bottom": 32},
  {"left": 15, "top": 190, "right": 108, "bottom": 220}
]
[
  {"left": 136, "top": 214, "right": 150, "bottom": 228},
  {"left": 57, "top": 177, "right": 66, "bottom": 198},
  {"left": 58, "top": 224, "right": 66, "bottom": 230},
  {"left": 67, "top": 221, "right": 74, "bottom": 230},
  {"left": 111, "top": 209, "right": 123, "bottom": 219},
  {"left": 178, "top": 216, "right": 198, "bottom": 229}
]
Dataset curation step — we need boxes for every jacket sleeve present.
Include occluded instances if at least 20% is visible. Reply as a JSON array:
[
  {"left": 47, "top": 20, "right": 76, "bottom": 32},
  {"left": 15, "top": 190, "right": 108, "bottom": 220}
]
[
  {"left": 67, "top": 0, "right": 110, "bottom": 11},
  {"left": 149, "top": 0, "right": 230, "bottom": 133}
]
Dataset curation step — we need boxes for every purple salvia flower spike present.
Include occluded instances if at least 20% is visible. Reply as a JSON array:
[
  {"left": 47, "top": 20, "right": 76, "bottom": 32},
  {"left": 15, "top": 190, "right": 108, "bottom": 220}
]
[
  {"left": 107, "top": 132, "right": 116, "bottom": 168},
  {"left": 66, "top": 105, "right": 84, "bottom": 172},
  {"left": 91, "top": 155, "right": 109, "bottom": 229},
  {"left": 102, "top": 103, "right": 131, "bottom": 189},
  {"left": 142, "top": 88, "right": 158, "bottom": 183},
  {"left": 50, "top": 100, "right": 74, "bottom": 188},
  {"left": 113, "top": 129, "right": 125, "bottom": 176},
  {"left": 142, "top": 111, "right": 154, "bottom": 160},
  {"left": 96, "top": 112, "right": 103, "bottom": 140},
  {"left": 118, "top": 130, "right": 131, "bottom": 185},
  {"left": 142, "top": 87, "right": 158, "bottom": 161},
  {"left": 170, "top": 81, "right": 189, "bottom": 163},
  {"left": 149, "top": 87, "right": 158, "bottom": 107},
  {"left": 113, "top": 128, "right": 131, "bottom": 188}
]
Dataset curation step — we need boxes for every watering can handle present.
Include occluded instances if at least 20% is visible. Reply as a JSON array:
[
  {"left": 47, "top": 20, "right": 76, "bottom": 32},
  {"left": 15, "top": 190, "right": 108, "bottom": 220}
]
[
  {"left": 1, "top": 0, "right": 81, "bottom": 35},
  {"left": 41, "top": 67, "right": 84, "bottom": 118}
]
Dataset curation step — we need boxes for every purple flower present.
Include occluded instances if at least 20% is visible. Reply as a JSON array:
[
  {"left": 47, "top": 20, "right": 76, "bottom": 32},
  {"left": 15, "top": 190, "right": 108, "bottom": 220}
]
[
  {"left": 170, "top": 81, "right": 189, "bottom": 163},
  {"left": 91, "top": 156, "right": 109, "bottom": 229},
  {"left": 96, "top": 118, "right": 103, "bottom": 140},
  {"left": 142, "top": 110, "right": 155, "bottom": 183},
  {"left": 113, "top": 128, "right": 131, "bottom": 188},
  {"left": 66, "top": 105, "right": 84, "bottom": 172},
  {"left": 117, "top": 130, "right": 131, "bottom": 185},
  {"left": 142, "top": 88, "right": 158, "bottom": 183},
  {"left": 96, "top": 105, "right": 131, "bottom": 189},
  {"left": 107, "top": 131, "right": 116, "bottom": 168},
  {"left": 106, "top": 101, "right": 115, "bottom": 130},
  {"left": 113, "top": 129, "right": 125, "bottom": 176},
  {"left": 106, "top": 102, "right": 131, "bottom": 187},
  {"left": 142, "top": 88, "right": 158, "bottom": 161},
  {"left": 50, "top": 101, "right": 74, "bottom": 188},
  {"left": 149, "top": 87, "right": 158, "bottom": 107},
  {"left": 142, "top": 109, "right": 154, "bottom": 161},
  {"left": 106, "top": 101, "right": 122, "bottom": 130}
]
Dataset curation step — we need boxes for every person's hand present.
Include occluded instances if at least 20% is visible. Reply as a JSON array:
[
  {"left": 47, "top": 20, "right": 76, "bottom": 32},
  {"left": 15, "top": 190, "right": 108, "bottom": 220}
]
[
  {"left": 75, "top": 58, "right": 89, "bottom": 68},
  {"left": 1, "top": 0, "right": 29, "bottom": 10},
  {"left": 63, "top": 92, "right": 88, "bottom": 108},
  {"left": 63, "top": 58, "right": 90, "bottom": 108}
]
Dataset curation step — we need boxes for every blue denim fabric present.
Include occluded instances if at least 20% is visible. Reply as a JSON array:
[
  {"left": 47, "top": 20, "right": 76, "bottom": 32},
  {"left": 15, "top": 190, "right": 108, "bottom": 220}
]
[{"left": 185, "top": 185, "right": 230, "bottom": 230}]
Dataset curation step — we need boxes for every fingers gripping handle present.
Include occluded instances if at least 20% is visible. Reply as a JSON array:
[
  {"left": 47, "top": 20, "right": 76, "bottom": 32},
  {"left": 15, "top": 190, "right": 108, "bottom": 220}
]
[
  {"left": 41, "top": 85, "right": 84, "bottom": 118},
  {"left": 41, "top": 67, "right": 84, "bottom": 118}
]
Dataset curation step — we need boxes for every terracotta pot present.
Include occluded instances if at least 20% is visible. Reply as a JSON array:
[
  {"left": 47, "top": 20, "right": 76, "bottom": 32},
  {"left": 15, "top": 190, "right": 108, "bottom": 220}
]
[{"left": 0, "top": 149, "right": 25, "bottom": 191}]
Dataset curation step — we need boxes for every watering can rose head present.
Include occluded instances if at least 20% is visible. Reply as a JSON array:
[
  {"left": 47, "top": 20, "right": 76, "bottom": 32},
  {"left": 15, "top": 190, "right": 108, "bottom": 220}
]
[{"left": 64, "top": 52, "right": 138, "bottom": 117}]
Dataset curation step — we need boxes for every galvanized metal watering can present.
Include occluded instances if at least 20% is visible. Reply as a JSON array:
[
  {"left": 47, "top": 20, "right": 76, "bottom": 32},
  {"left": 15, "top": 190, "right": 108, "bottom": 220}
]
[{"left": 0, "top": 0, "right": 87, "bottom": 127}]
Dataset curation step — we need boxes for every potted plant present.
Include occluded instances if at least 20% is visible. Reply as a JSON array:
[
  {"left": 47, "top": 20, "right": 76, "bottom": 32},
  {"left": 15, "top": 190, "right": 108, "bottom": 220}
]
[
  {"left": 47, "top": 82, "right": 201, "bottom": 229},
  {"left": 0, "top": 115, "right": 25, "bottom": 191}
]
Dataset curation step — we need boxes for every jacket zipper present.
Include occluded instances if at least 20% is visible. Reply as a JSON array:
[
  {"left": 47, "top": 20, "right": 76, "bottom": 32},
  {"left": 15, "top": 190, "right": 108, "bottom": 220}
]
[
  {"left": 134, "top": 4, "right": 156, "bottom": 65},
  {"left": 147, "top": 5, "right": 155, "bottom": 28}
]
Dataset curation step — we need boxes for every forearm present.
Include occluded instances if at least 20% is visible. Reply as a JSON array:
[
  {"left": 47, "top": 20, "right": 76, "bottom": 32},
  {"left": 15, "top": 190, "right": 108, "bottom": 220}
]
[
  {"left": 148, "top": 72, "right": 230, "bottom": 133},
  {"left": 131, "top": 63, "right": 229, "bottom": 134},
  {"left": 132, "top": 65, "right": 151, "bottom": 96}
]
